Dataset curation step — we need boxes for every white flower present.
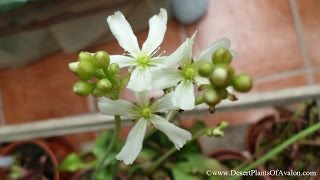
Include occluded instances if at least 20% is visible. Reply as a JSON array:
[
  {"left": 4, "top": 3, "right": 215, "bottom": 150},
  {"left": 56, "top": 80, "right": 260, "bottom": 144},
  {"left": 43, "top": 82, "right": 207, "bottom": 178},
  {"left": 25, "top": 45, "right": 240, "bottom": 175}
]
[
  {"left": 98, "top": 91, "right": 192, "bottom": 165},
  {"left": 152, "top": 33, "right": 232, "bottom": 110},
  {"left": 107, "top": 9, "right": 169, "bottom": 92}
]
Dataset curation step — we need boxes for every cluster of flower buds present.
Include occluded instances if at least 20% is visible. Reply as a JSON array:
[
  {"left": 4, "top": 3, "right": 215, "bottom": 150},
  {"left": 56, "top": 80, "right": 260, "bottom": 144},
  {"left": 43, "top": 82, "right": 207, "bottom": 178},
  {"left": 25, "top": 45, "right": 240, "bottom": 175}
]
[
  {"left": 206, "top": 121, "right": 229, "bottom": 137},
  {"left": 69, "top": 51, "right": 125, "bottom": 99},
  {"left": 197, "top": 48, "right": 253, "bottom": 112}
]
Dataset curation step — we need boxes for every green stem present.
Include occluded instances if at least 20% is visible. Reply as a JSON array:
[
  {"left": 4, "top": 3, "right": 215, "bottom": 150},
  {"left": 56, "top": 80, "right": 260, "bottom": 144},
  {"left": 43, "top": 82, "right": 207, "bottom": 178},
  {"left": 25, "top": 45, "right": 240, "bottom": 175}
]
[
  {"left": 230, "top": 122, "right": 320, "bottom": 180},
  {"left": 91, "top": 115, "right": 121, "bottom": 180}
]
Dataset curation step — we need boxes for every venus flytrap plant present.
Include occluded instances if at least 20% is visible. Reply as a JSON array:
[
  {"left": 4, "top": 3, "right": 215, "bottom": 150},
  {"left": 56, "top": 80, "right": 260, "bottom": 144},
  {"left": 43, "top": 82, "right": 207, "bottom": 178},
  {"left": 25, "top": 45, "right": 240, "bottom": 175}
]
[{"left": 66, "top": 8, "right": 255, "bottom": 180}]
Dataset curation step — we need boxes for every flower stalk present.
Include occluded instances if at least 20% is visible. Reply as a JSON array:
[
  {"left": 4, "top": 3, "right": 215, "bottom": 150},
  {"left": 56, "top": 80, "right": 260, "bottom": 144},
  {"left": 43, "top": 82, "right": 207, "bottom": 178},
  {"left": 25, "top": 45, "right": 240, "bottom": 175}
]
[
  {"left": 91, "top": 115, "right": 122, "bottom": 180},
  {"left": 230, "top": 122, "right": 320, "bottom": 180}
]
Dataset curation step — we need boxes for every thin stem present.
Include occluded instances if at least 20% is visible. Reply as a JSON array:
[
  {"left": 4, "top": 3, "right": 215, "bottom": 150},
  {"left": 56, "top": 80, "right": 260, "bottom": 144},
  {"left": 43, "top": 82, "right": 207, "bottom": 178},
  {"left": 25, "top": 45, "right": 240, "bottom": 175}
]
[
  {"left": 91, "top": 115, "right": 121, "bottom": 180},
  {"left": 229, "top": 122, "right": 320, "bottom": 180}
]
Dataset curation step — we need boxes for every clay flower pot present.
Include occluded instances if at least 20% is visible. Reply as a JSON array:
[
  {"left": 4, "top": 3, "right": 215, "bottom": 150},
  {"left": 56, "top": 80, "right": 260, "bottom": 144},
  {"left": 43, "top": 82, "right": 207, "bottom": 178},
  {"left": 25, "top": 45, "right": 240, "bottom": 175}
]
[{"left": 0, "top": 140, "right": 60, "bottom": 180}]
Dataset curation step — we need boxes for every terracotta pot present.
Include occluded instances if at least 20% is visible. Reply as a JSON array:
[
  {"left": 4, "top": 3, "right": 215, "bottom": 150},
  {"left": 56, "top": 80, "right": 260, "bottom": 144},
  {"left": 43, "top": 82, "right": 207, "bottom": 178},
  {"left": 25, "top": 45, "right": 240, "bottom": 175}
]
[
  {"left": 209, "top": 149, "right": 247, "bottom": 162},
  {"left": 246, "top": 115, "right": 277, "bottom": 154},
  {"left": 0, "top": 140, "right": 60, "bottom": 180}
]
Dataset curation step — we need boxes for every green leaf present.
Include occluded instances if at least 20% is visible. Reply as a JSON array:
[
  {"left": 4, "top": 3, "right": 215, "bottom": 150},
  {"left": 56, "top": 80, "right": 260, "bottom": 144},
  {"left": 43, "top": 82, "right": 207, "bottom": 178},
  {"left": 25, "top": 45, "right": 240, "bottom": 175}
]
[
  {"left": 59, "top": 153, "right": 84, "bottom": 172},
  {"left": 172, "top": 166, "right": 199, "bottom": 180}
]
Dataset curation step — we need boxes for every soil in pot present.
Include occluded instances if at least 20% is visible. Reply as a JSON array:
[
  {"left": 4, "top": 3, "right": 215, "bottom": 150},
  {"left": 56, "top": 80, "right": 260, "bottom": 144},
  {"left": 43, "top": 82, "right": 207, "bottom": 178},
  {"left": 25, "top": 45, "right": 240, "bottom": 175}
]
[{"left": 0, "top": 141, "right": 59, "bottom": 180}]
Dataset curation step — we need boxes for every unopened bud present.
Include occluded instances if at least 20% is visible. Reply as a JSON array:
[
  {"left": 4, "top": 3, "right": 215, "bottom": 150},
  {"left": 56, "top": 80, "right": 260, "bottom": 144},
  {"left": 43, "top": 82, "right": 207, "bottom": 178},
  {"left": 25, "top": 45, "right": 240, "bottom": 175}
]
[
  {"left": 93, "top": 51, "right": 110, "bottom": 69},
  {"left": 209, "top": 65, "right": 234, "bottom": 88},
  {"left": 108, "top": 63, "right": 120, "bottom": 75},
  {"left": 204, "top": 89, "right": 220, "bottom": 106},
  {"left": 120, "top": 75, "right": 130, "bottom": 88},
  {"left": 212, "top": 48, "right": 232, "bottom": 65},
  {"left": 232, "top": 73, "right": 253, "bottom": 92},
  {"left": 78, "top": 51, "right": 94, "bottom": 62},
  {"left": 198, "top": 62, "right": 214, "bottom": 77},
  {"left": 92, "top": 87, "right": 104, "bottom": 97},
  {"left": 212, "top": 128, "right": 224, "bottom": 137},
  {"left": 97, "top": 78, "right": 112, "bottom": 92},
  {"left": 76, "top": 60, "right": 97, "bottom": 80},
  {"left": 73, "top": 80, "right": 93, "bottom": 96},
  {"left": 68, "top": 62, "right": 79, "bottom": 72}
]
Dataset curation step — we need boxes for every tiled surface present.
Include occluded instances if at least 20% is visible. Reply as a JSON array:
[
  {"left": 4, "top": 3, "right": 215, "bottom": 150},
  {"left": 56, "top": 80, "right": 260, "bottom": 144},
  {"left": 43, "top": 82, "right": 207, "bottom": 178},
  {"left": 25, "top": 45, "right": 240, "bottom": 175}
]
[
  {"left": 1, "top": 0, "right": 320, "bottom": 147},
  {"left": 0, "top": 52, "right": 89, "bottom": 124},
  {"left": 253, "top": 72, "right": 309, "bottom": 91},
  {"left": 313, "top": 70, "right": 320, "bottom": 84},
  {"left": 296, "top": 0, "right": 320, "bottom": 66},
  {"left": 186, "top": 0, "right": 304, "bottom": 79}
]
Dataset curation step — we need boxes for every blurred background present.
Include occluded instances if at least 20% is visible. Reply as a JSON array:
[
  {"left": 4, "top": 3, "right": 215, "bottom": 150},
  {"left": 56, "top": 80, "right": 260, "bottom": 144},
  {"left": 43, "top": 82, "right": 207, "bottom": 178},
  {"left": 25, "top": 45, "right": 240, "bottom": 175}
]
[{"left": 0, "top": 0, "right": 319, "bottom": 152}]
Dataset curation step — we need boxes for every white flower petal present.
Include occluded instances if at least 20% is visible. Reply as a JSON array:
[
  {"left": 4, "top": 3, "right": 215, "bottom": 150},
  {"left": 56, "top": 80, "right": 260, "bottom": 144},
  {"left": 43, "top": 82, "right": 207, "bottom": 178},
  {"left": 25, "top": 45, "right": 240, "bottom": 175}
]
[
  {"left": 149, "top": 56, "right": 167, "bottom": 67},
  {"left": 152, "top": 68, "right": 182, "bottom": 89},
  {"left": 135, "top": 91, "right": 149, "bottom": 107},
  {"left": 107, "top": 11, "right": 140, "bottom": 55},
  {"left": 160, "top": 35, "right": 194, "bottom": 68},
  {"left": 110, "top": 55, "right": 134, "bottom": 68},
  {"left": 173, "top": 80, "right": 195, "bottom": 110},
  {"left": 197, "top": 38, "right": 231, "bottom": 62},
  {"left": 142, "top": 8, "right": 167, "bottom": 55},
  {"left": 151, "top": 92, "right": 179, "bottom": 112},
  {"left": 98, "top": 98, "right": 137, "bottom": 117},
  {"left": 194, "top": 75, "right": 210, "bottom": 85},
  {"left": 116, "top": 119, "right": 147, "bottom": 165},
  {"left": 127, "top": 67, "right": 153, "bottom": 92},
  {"left": 151, "top": 115, "right": 192, "bottom": 150},
  {"left": 179, "top": 32, "right": 196, "bottom": 66}
]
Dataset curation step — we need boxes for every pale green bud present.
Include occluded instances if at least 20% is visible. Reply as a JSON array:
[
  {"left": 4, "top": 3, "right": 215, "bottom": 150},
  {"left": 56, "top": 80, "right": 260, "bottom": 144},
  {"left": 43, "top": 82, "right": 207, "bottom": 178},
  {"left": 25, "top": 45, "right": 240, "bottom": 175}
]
[
  {"left": 212, "top": 48, "right": 232, "bottom": 65},
  {"left": 232, "top": 73, "right": 253, "bottom": 92},
  {"left": 73, "top": 80, "right": 93, "bottom": 96},
  {"left": 93, "top": 51, "right": 110, "bottom": 68},
  {"left": 97, "top": 78, "right": 112, "bottom": 92}
]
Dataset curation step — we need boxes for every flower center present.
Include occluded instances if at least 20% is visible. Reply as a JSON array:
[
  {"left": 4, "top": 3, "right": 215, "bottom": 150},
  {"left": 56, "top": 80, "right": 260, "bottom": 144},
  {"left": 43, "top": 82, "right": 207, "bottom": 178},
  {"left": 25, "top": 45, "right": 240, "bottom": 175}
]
[
  {"left": 137, "top": 54, "right": 151, "bottom": 68},
  {"left": 182, "top": 66, "right": 196, "bottom": 80},
  {"left": 141, "top": 107, "right": 152, "bottom": 118}
]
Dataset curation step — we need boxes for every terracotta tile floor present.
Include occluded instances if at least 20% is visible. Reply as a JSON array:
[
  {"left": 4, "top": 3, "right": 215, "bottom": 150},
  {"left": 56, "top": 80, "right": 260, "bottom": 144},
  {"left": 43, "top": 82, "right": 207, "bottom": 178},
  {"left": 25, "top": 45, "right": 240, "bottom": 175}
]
[
  {"left": 0, "top": 52, "right": 89, "bottom": 124},
  {"left": 296, "top": 0, "right": 320, "bottom": 66},
  {"left": 185, "top": 0, "right": 305, "bottom": 79},
  {"left": 1, "top": 0, "right": 320, "bottom": 145}
]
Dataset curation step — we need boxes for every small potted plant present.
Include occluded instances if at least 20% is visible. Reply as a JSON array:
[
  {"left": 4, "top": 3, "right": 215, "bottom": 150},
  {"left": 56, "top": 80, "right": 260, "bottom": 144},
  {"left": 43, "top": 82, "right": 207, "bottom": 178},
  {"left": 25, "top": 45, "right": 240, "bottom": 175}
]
[{"left": 0, "top": 140, "right": 59, "bottom": 180}]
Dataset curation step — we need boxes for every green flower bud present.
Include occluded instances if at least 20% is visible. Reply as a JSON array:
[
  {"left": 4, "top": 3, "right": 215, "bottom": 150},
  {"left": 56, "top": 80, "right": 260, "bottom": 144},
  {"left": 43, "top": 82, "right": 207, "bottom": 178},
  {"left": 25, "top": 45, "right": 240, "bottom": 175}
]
[
  {"left": 212, "top": 48, "right": 232, "bottom": 65},
  {"left": 93, "top": 51, "right": 110, "bottom": 68},
  {"left": 68, "top": 62, "right": 79, "bottom": 73},
  {"left": 73, "top": 80, "right": 93, "bottom": 96},
  {"left": 195, "top": 95, "right": 204, "bottom": 105},
  {"left": 203, "top": 89, "right": 220, "bottom": 106},
  {"left": 232, "top": 73, "right": 253, "bottom": 92},
  {"left": 92, "top": 87, "right": 104, "bottom": 97},
  {"left": 78, "top": 51, "right": 94, "bottom": 62},
  {"left": 120, "top": 75, "right": 130, "bottom": 88},
  {"left": 76, "top": 59, "right": 97, "bottom": 80},
  {"left": 211, "top": 128, "right": 224, "bottom": 137},
  {"left": 97, "top": 78, "right": 113, "bottom": 92},
  {"left": 108, "top": 63, "right": 120, "bottom": 75},
  {"left": 209, "top": 64, "right": 234, "bottom": 88},
  {"left": 198, "top": 62, "right": 214, "bottom": 77}
]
